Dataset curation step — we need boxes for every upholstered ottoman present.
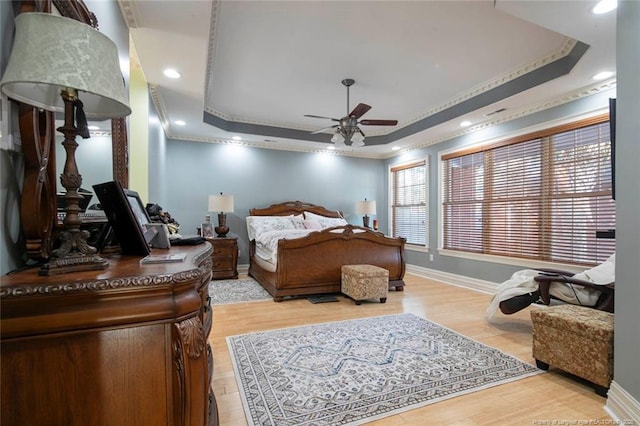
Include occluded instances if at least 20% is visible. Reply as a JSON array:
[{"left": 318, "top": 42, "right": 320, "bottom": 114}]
[
  {"left": 530, "top": 304, "right": 614, "bottom": 396},
  {"left": 341, "top": 264, "right": 389, "bottom": 305}
]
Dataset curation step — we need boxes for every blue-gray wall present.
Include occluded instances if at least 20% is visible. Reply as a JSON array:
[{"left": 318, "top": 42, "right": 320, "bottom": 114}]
[
  {"left": 0, "top": 0, "right": 26, "bottom": 274},
  {"left": 148, "top": 102, "right": 167, "bottom": 206},
  {"left": 159, "top": 142, "right": 385, "bottom": 264},
  {"left": 613, "top": 0, "right": 640, "bottom": 406}
]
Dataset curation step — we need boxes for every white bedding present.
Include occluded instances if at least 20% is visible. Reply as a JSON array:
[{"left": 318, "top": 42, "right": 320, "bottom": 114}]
[
  {"left": 254, "top": 229, "right": 315, "bottom": 265},
  {"left": 253, "top": 226, "right": 366, "bottom": 267},
  {"left": 248, "top": 212, "right": 362, "bottom": 268}
]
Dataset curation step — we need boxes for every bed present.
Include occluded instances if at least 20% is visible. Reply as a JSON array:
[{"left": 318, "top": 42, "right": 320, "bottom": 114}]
[{"left": 247, "top": 201, "right": 406, "bottom": 301}]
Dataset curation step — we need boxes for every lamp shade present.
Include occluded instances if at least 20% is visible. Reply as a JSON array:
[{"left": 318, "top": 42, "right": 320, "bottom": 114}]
[
  {"left": 0, "top": 12, "right": 131, "bottom": 118},
  {"left": 209, "top": 194, "right": 234, "bottom": 213},
  {"left": 356, "top": 199, "right": 376, "bottom": 215}
]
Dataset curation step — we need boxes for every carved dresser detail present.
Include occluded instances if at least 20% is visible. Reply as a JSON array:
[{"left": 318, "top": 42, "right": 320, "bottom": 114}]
[{"left": 1, "top": 243, "right": 218, "bottom": 426}]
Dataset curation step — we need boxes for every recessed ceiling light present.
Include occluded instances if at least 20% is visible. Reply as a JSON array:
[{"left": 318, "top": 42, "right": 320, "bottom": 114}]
[
  {"left": 392, "top": 146, "right": 400, "bottom": 151},
  {"left": 327, "top": 146, "right": 336, "bottom": 150},
  {"left": 163, "top": 68, "right": 181, "bottom": 79},
  {"left": 592, "top": 0, "right": 617, "bottom": 14},
  {"left": 88, "top": 125, "right": 100, "bottom": 130},
  {"left": 174, "top": 120, "right": 186, "bottom": 126},
  {"left": 460, "top": 120, "right": 472, "bottom": 127},
  {"left": 232, "top": 136, "right": 242, "bottom": 141},
  {"left": 593, "top": 71, "right": 615, "bottom": 80}
]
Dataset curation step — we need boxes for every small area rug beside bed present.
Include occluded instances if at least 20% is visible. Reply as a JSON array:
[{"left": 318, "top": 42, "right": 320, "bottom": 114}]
[
  {"left": 208, "top": 278, "right": 271, "bottom": 305},
  {"left": 227, "top": 313, "right": 541, "bottom": 426}
]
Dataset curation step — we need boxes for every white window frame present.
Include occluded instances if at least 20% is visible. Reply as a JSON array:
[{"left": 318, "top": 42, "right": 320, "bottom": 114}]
[{"left": 388, "top": 157, "right": 429, "bottom": 252}]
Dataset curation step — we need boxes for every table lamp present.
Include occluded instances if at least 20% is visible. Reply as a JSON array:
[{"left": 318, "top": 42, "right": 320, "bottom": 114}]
[
  {"left": 0, "top": 13, "right": 131, "bottom": 275},
  {"left": 356, "top": 198, "right": 376, "bottom": 228},
  {"left": 208, "top": 193, "right": 235, "bottom": 237}
]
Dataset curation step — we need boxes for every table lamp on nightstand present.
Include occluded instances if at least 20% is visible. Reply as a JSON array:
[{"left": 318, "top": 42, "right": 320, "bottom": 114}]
[
  {"left": 356, "top": 198, "right": 376, "bottom": 228},
  {"left": 208, "top": 193, "right": 234, "bottom": 237}
]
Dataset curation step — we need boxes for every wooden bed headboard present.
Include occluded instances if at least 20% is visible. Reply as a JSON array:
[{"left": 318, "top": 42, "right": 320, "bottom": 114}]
[{"left": 249, "top": 201, "right": 343, "bottom": 218}]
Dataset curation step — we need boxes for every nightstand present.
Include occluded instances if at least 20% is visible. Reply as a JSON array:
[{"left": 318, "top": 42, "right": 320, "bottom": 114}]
[{"left": 206, "top": 236, "right": 238, "bottom": 279}]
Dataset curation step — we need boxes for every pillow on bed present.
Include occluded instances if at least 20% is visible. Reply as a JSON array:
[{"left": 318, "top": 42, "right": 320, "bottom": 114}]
[
  {"left": 246, "top": 215, "right": 305, "bottom": 240},
  {"left": 303, "top": 211, "right": 348, "bottom": 229},
  {"left": 302, "top": 220, "right": 322, "bottom": 230}
]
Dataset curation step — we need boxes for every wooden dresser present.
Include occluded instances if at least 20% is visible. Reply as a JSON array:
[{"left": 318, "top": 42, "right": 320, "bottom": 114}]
[{"left": 0, "top": 244, "right": 218, "bottom": 426}]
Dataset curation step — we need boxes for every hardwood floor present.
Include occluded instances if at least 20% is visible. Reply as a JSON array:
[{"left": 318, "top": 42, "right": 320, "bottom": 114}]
[{"left": 210, "top": 273, "right": 612, "bottom": 425}]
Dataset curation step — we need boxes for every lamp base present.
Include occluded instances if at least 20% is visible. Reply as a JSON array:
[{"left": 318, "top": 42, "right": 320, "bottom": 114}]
[
  {"left": 39, "top": 229, "right": 108, "bottom": 276},
  {"left": 38, "top": 90, "right": 108, "bottom": 276},
  {"left": 362, "top": 215, "right": 370, "bottom": 228},
  {"left": 40, "top": 254, "right": 109, "bottom": 276},
  {"left": 215, "top": 213, "right": 230, "bottom": 237},
  {"left": 214, "top": 226, "right": 230, "bottom": 238}
]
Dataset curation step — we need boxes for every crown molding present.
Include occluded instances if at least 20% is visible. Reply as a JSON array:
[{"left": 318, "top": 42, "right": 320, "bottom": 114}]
[
  {"left": 148, "top": 84, "right": 171, "bottom": 136},
  {"left": 138, "top": 3, "right": 606, "bottom": 161},
  {"left": 203, "top": 28, "right": 578, "bottom": 135},
  {"left": 168, "top": 134, "right": 386, "bottom": 160},
  {"left": 117, "top": 0, "right": 139, "bottom": 29},
  {"left": 384, "top": 78, "right": 617, "bottom": 159},
  {"left": 150, "top": 75, "right": 615, "bottom": 161}
]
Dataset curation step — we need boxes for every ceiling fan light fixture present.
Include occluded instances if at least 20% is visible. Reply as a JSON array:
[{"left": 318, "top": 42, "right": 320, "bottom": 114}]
[
  {"left": 351, "top": 132, "right": 365, "bottom": 147},
  {"left": 331, "top": 131, "right": 345, "bottom": 145},
  {"left": 305, "top": 79, "right": 397, "bottom": 148}
]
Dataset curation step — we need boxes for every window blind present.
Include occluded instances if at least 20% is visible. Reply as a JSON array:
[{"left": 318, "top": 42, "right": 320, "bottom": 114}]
[
  {"left": 442, "top": 116, "right": 615, "bottom": 266},
  {"left": 391, "top": 160, "right": 427, "bottom": 246}
]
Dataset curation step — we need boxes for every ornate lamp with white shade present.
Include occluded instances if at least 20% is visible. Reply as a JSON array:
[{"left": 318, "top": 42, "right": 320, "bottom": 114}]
[
  {"left": 208, "top": 193, "right": 235, "bottom": 237},
  {"left": 0, "top": 12, "right": 131, "bottom": 275},
  {"left": 356, "top": 198, "right": 377, "bottom": 228}
]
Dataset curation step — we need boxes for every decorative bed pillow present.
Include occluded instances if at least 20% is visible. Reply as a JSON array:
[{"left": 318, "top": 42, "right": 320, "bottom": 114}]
[
  {"left": 303, "top": 211, "right": 348, "bottom": 229},
  {"left": 246, "top": 215, "right": 305, "bottom": 240},
  {"left": 302, "top": 220, "right": 322, "bottom": 230}
]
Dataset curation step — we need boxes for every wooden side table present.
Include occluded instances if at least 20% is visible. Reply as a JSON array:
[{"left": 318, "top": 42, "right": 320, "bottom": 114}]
[{"left": 206, "top": 236, "right": 238, "bottom": 279}]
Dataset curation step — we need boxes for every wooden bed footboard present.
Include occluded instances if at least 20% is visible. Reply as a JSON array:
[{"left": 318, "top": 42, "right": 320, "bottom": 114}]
[{"left": 248, "top": 224, "right": 406, "bottom": 301}]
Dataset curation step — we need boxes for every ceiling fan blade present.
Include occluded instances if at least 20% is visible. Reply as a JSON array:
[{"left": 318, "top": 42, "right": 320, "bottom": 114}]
[
  {"left": 304, "top": 114, "right": 340, "bottom": 121},
  {"left": 349, "top": 103, "right": 371, "bottom": 119},
  {"left": 359, "top": 119, "right": 398, "bottom": 126},
  {"left": 311, "top": 124, "right": 339, "bottom": 134}
]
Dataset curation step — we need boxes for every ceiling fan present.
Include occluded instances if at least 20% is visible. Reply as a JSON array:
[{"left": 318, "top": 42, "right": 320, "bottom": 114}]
[{"left": 304, "top": 79, "right": 398, "bottom": 147}]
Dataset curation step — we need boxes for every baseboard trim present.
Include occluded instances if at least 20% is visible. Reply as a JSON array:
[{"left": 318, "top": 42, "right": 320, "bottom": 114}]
[
  {"left": 406, "top": 264, "right": 497, "bottom": 295},
  {"left": 238, "top": 263, "right": 249, "bottom": 275},
  {"left": 605, "top": 381, "right": 640, "bottom": 424}
]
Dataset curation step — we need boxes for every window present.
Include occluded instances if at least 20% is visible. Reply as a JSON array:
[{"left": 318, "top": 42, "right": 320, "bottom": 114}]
[
  {"left": 442, "top": 115, "right": 615, "bottom": 266},
  {"left": 391, "top": 159, "right": 427, "bottom": 246}
]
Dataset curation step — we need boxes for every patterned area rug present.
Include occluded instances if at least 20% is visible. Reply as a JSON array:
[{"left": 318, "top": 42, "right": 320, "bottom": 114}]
[
  {"left": 209, "top": 278, "right": 271, "bottom": 305},
  {"left": 228, "top": 313, "right": 541, "bottom": 425}
]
